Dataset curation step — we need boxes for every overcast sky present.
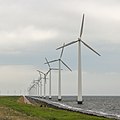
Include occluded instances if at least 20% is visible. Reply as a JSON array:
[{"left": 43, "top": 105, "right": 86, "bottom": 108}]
[{"left": 0, "top": 0, "right": 120, "bottom": 96}]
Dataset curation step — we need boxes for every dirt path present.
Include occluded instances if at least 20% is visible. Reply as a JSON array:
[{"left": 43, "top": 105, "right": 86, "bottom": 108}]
[
  {"left": 17, "top": 96, "right": 32, "bottom": 105},
  {"left": 23, "top": 96, "right": 32, "bottom": 104}
]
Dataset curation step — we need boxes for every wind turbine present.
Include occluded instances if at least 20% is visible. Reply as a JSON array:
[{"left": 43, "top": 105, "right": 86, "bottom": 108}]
[
  {"left": 32, "top": 80, "right": 38, "bottom": 96},
  {"left": 33, "top": 79, "right": 40, "bottom": 97},
  {"left": 29, "top": 83, "right": 36, "bottom": 96},
  {"left": 45, "top": 57, "right": 59, "bottom": 99},
  {"left": 36, "top": 71, "right": 43, "bottom": 98},
  {"left": 37, "top": 70, "right": 49, "bottom": 99},
  {"left": 28, "top": 84, "right": 33, "bottom": 96},
  {"left": 28, "top": 84, "right": 32, "bottom": 96},
  {"left": 45, "top": 44, "right": 72, "bottom": 101},
  {"left": 56, "top": 14, "right": 101, "bottom": 104}
]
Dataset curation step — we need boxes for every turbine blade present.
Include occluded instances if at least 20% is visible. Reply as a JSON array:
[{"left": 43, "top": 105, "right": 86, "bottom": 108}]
[
  {"left": 45, "top": 59, "right": 59, "bottom": 64},
  {"left": 61, "top": 60, "right": 72, "bottom": 71},
  {"left": 46, "top": 69, "right": 50, "bottom": 75},
  {"left": 37, "top": 70, "right": 45, "bottom": 75},
  {"left": 45, "top": 57, "right": 50, "bottom": 68},
  {"left": 80, "top": 14, "right": 85, "bottom": 38},
  {"left": 81, "top": 40, "right": 101, "bottom": 56},
  {"left": 60, "top": 43, "right": 65, "bottom": 59},
  {"left": 51, "top": 68, "right": 59, "bottom": 70},
  {"left": 56, "top": 40, "right": 78, "bottom": 50}
]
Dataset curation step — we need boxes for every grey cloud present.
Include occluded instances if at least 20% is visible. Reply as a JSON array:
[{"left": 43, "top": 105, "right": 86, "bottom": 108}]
[{"left": 0, "top": 0, "right": 120, "bottom": 95}]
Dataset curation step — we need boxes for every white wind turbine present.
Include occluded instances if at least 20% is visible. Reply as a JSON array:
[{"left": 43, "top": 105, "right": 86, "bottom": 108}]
[
  {"left": 33, "top": 79, "right": 40, "bottom": 97},
  {"left": 37, "top": 70, "right": 49, "bottom": 99},
  {"left": 57, "top": 14, "right": 101, "bottom": 104},
  {"left": 36, "top": 71, "right": 43, "bottom": 98},
  {"left": 32, "top": 80, "right": 38, "bottom": 96},
  {"left": 28, "top": 83, "right": 34, "bottom": 96},
  {"left": 29, "top": 83, "right": 36, "bottom": 96},
  {"left": 45, "top": 57, "right": 59, "bottom": 99},
  {"left": 45, "top": 44, "right": 72, "bottom": 101}
]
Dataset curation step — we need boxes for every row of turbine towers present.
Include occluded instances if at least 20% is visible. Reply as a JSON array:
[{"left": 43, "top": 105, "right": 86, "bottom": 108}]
[
  {"left": 28, "top": 14, "right": 101, "bottom": 104},
  {"left": 28, "top": 45, "right": 71, "bottom": 101}
]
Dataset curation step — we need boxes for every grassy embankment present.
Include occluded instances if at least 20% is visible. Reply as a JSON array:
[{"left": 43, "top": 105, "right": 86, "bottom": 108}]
[{"left": 0, "top": 96, "right": 113, "bottom": 120}]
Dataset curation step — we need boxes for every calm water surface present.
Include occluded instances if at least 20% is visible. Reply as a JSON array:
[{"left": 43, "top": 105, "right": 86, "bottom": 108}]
[
  {"left": 34, "top": 96, "right": 120, "bottom": 119},
  {"left": 50, "top": 96, "right": 120, "bottom": 119}
]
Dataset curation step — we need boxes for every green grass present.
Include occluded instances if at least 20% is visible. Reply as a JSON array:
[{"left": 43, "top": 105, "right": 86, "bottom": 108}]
[{"left": 0, "top": 96, "right": 112, "bottom": 120}]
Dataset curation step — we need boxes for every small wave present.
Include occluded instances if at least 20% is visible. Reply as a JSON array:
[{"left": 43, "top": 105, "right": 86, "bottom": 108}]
[
  {"left": 51, "top": 100, "right": 120, "bottom": 119},
  {"left": 30, "top": 96, "right": 120, "bottom": 120}
]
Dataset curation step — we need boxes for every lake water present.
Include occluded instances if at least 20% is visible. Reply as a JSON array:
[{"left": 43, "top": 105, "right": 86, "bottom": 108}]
[{"left": 46, "top": 96, "right": 120, "bottom": 119}]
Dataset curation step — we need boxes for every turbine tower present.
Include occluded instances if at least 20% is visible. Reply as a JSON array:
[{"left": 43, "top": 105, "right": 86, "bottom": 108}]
[
  {"left": 57, "top": 14, "right": 101, "bottom": 104},
  {"left": 45, "top": 44, "right": 72, "bottom": 101},
  {"left": 45, "top": 57, "right": 59, "bottom": 99}
]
